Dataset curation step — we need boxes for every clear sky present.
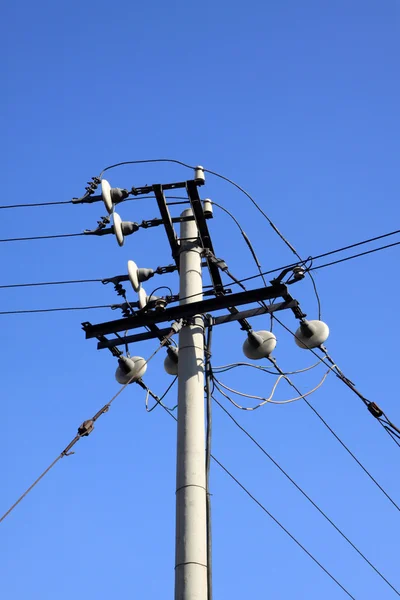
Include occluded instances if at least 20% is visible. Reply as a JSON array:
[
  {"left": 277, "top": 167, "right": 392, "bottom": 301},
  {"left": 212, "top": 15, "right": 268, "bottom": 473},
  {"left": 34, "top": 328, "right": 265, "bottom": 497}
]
[{"left": 1, "top": 1, "right": 399, "bottom": 598}]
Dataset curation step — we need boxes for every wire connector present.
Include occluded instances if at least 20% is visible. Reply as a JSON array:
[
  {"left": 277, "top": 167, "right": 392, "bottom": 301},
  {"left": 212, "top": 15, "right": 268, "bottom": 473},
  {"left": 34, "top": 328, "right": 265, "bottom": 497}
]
[
  {"left": 170, "top": 319, "right": 184, "bottom": 334},
  {"left": 78, "top": 419, "right": 95, "bottom": 437},
  {"left": 367, "top": 402, "right": 384, "bottom": 419}
]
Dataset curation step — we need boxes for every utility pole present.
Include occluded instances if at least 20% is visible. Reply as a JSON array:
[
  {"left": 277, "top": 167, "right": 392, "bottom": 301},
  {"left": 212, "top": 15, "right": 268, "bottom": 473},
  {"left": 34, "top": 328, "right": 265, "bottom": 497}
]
[
  {"left": 79, "top": 167, "right": 308, "bottom": 599},
  {"left": 175, "top": 209, "right": 208, "bottom": 600}
]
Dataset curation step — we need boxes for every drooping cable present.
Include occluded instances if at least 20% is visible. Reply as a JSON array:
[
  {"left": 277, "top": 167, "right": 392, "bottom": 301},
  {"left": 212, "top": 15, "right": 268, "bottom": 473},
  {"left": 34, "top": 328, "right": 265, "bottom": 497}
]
[
  {"left": 159, "top": 405, "right": 356, "bottom": 599},
  {"left": 0, "top": 330, "right": 176, "bottom": 524},
  {"left": 213, "top": 371, "right": 330, "bottom": 408},
  {"left": 99, "top": 158, "right": 196, "bottom": 178},
  {"left": 210, "top": 201, "right": 268, "bottom": 289},
  {"left": 141, "top": 377, "right": 178, "bottom": 412},
  {"left": 212, "top": 394, "right": 400, "bottom": 595},
  {"left": 204, "top": 318, "right": 213, "bottom": 600},
  {"left": 203, "top": 167, "right": 322, "bottom": 319},
  {"left": 212, "top": 360, "right": 326, "bottom": 376}
]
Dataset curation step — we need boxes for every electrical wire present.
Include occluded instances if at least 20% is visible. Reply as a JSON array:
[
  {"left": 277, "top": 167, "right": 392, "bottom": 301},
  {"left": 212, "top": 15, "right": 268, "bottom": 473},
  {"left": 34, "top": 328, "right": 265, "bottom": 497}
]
[
  {"left": 265, "top": 350, "right": 400, "bottom": 512},
  {"left": 2, "top": 232, "right": 399, "bottom": 292},
  {"left": 159, "top": 405, "right": 356, "bottom": 599},
  {"left": 210, "top": 456, "right": 356, "bottom": 599},
  {"left": 0, "top": 332, "right": 175, "bottom": 524},
  {"left": 271, "top": 314, "right": 400, "bottom": 448},
  {"left": 210, "top": 201, "right": 268, "bottom": 289},
  {"left": 99, "top": 158, "right": 196, "bottom": 178},
  {"left": 213, "top": 370, "right": 330, "bottom": 408},
  {"left": 0, "top": 305, "right": 115, "bottom": 315},
  {"left": 227, "top": 237, "right": 400, "bottom": 287},
  {"left": 0, "top": 195, "right": 190, "bottom": 210},
  {"left": 203, "top": 167, "right": 322, "bottom": 319},
  {"left": 212, "top": 360, "right": 326, "bottom": 376},
  {"left": 0, "top": 200, "right": 73, "bottom": 209},
  {"left": 204, "top": 319, "right": 213, "bottom": 600},
  {"left": 212, "top": 393, "right": 400, "bottom": 596},
  {"left": 0, "top": 232, "right": 84, "bottom": 243},
  {"left": 310, "top": 240, "right": 400, "bottom": 273},
  {"left": 143, "top": 377, "right": 178, "bottom": 412},
  {"left": 0, "top": 279, "right": 102, "bottom": 289}
]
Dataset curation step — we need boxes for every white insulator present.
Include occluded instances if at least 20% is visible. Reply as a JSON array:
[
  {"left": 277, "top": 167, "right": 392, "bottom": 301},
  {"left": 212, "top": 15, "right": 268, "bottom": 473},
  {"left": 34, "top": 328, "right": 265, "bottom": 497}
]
[
  {"left": 294, "top": 320, "right": 329, "bottom": 349},
  {"left": 128, "top": 260, "right": 140, "bottom": 292},
  {"left": 138, "top": 287, "right": 147, "bottom": 309},
  {"left": 113, "top": 212, "right": 124, "bottom": 247},
  {"left": 243, "top": 330, "right": 277, "bottom": 360},
  {"left": 115, "top": 356, "right": 147, "bottom": 384},
  {"left": 203, "top": 199, "right": 213, "bottom": 218},
  {"left": 164, "top": 347, "right": 179, "bottom": 375},
  {"left": 194, "top": 165, "right": 205, "bottom": 184},
  {"left": 101, "top": 179, "right": 113, "bottom": 214}
]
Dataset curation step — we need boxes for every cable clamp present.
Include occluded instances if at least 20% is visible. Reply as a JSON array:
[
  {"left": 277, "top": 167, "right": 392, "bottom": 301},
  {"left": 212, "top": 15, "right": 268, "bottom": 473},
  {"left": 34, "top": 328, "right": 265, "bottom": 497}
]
[
  {"left": 367, "top": 402, "right": 383, "bottom": 419},
  {"left": 78, "top": 419, "right": 95, "bottom": 437}
]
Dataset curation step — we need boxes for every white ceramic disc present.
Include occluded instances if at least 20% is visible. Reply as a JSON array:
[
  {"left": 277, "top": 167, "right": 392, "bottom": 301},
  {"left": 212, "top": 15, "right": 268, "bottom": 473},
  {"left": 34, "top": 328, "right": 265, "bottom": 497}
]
[
  {"left": 113, "top": 212, "right": 124, "bottom": 247},
  {"left": 138, "top": 287, "right": 148, "bottom": 309},
  {"left": 128, "top": 260, "right": 140, "bottom": 292},
  {"left": 101, "top": 179, "right": 113, "bottom": 214}
]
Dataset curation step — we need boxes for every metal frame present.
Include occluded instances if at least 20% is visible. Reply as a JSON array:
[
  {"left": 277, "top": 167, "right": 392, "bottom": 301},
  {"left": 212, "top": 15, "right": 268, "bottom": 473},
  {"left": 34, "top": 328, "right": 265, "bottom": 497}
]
[
  {"left": 94, "top": 299, "right": 297, "bottom": 349},
  {"left": 82, "top": 283, "right": 289, "bottom": 339}
]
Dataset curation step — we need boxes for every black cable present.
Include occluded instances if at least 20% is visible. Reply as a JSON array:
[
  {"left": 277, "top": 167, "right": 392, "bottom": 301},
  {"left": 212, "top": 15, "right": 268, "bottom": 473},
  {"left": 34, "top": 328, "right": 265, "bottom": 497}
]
[
  {"left": 210, "top": 454, "right": 356, "bottom": 599},
  {"left": 160, "top": 406, "right": 356, "bottom": 599},
  {"left": 0, "top": 305, "right": 114, "bottom": 315},
  {"left": 0, "top": 233, "right": 84, "bottom": 243},
  {"left": 210, "top": 201, "right": 269, "bottom": 289},
  {"left": 212, "top": 393, "right": 400, "bottom": 595},
  {"left": 0, "top": 278, "right": 102, "bottom": 289},
  {"left": 99, "top": 158, "right": 195, "bottom": 178},
  {"left": 271, "top": 313, "right": 400, "bottom": 448},
  {"left": 143, "top": 377, "right": 178, "bottom": 412},
  {"left": 265, "top": 349, "right": 400, "bottom": 512},
  {"left": 229, "top": 237, "right": 400, "bottom": 287},
  {"left": 0, "top": 200, "right": 73, "bottom": 209},
  {"left": 203, "top": 168, "right": 322, "bottom": 319},
  {"left": 204, "top": 318, "right": 213, "bottom": 600},
  {"left": 311, "top": 228, "right": 400, "bottom": 262},
  {"left": 310, "top": 241, "right": 400, "bottom": 272},
  {"left": 3, "top": 237, "right": 399, "bottom": 291}
]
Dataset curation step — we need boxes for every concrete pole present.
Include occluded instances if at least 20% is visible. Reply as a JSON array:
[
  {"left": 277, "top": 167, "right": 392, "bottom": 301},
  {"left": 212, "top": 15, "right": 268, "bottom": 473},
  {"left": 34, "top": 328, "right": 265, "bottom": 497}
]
[{"left": 175, "top": 209, "right": 208, "bottom": 600}]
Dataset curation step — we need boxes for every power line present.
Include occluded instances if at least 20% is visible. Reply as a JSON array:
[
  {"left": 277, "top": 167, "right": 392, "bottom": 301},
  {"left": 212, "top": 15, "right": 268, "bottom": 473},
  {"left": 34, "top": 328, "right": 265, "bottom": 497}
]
[
  {"left": 0, "top": 200, "right": 73, "bottom": 209},
  {"left": 0, "top": 332, "right": 175, "bottom": 524},
  {"left": 311, "top": 228, "right": 400, "bottom": 262},
  {"left": 0, "top": 305, "right": 115, "bottom": 315},
  {"left": 212, "top": 394, "right": 400, "bottom": 596},
  {"left": 0, "top": 196, "right": 190, "bottom": 210},
  {"left": 265, "top": 351, "right": 400, "bottom": 512},
  {"left": 232, "top": 234, "right": 400, "bottom": 287},
  {"left": 0, "top": 279, "right": 102, "bottom": 289},
  {"left": 270, "top": 314, "right": 400, "bottom": 448},
  {"left": 159, "top": 405, "right": 356, "bottom": 599},
  {"left": 99, "top": 158, "right": 196, "bottom": 178},
  {"left": 310, "top": 240, "right": 400, "bottom": 272},
  {"left": 211, "top": 454, "right": 356, "bottom": 599},
  {"left": 0, "top": 232, "right": 84, "bottom": 243},
  {"left": 2, "top": 236, "right": 399, "bottom": 291},
  {"left": 203, "top": 167, "right": 322, "bottom": 319}
]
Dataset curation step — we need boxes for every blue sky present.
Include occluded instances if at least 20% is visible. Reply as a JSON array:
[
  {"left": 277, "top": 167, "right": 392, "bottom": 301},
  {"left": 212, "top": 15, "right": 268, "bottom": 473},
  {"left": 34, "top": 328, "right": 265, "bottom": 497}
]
[{"left": 1, "top": 1, "right": 399, "bottom": 598}]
